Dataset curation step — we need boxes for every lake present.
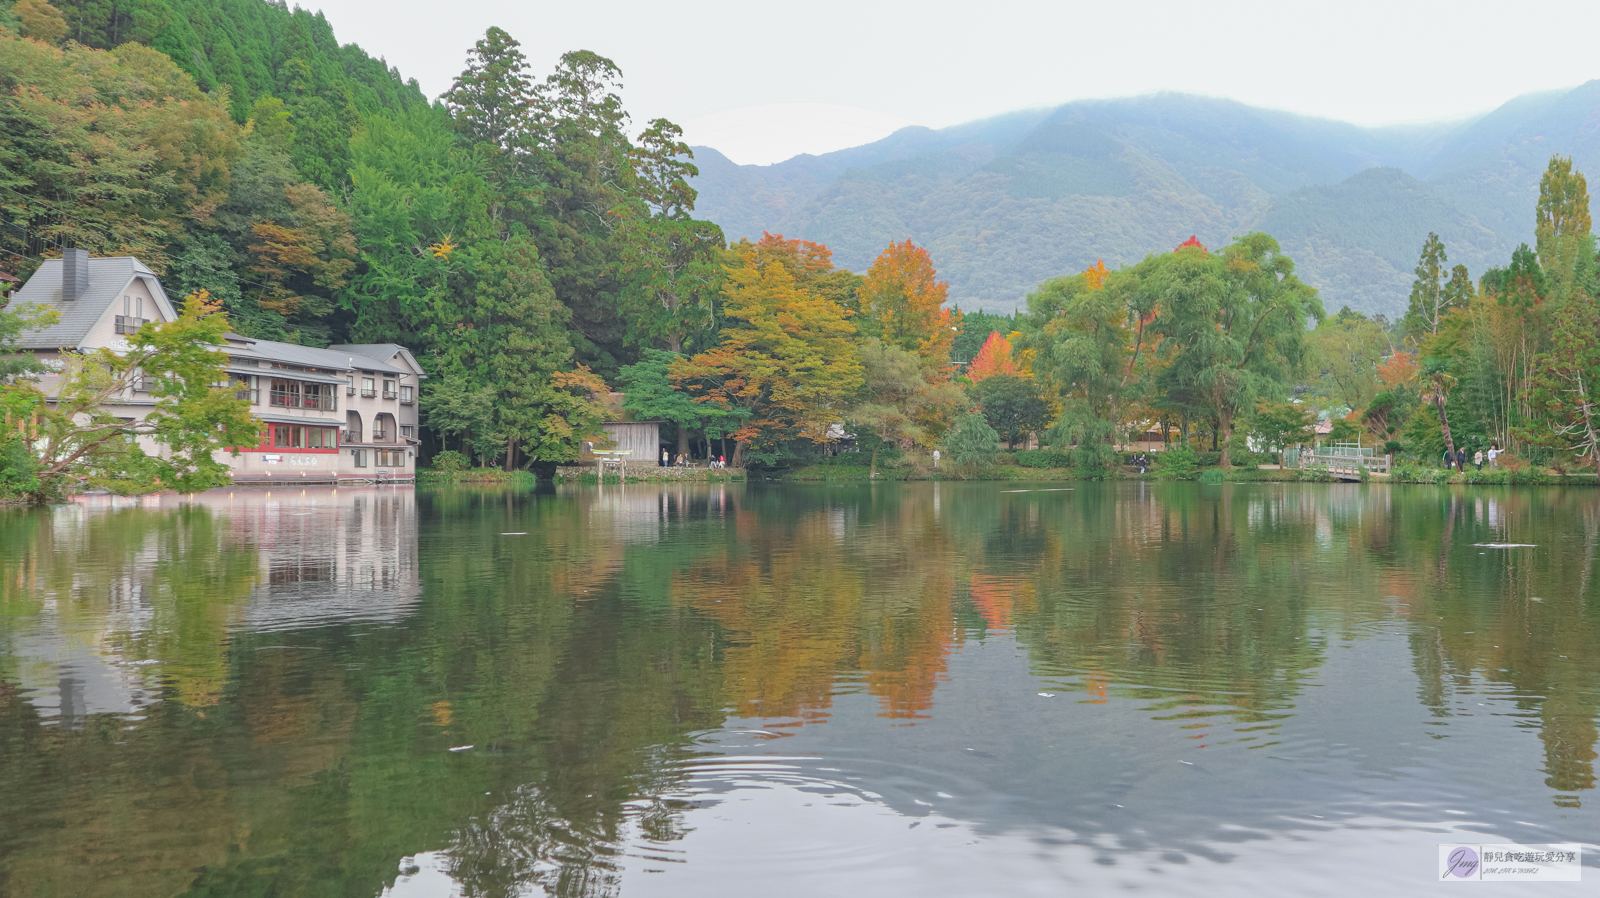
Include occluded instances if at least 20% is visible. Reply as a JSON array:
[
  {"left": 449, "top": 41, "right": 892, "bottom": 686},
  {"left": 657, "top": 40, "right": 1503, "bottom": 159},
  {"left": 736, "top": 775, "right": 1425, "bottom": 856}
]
[{"left": 1, "top": 481, "right": 1596, "bottom": 896}]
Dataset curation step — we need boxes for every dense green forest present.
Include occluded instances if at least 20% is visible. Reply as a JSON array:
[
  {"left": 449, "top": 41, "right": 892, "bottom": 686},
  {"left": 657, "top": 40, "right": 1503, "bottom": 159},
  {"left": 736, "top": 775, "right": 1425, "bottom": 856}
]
[{"left": 2, "top": 0, "right": 1600, "bottom": 485}]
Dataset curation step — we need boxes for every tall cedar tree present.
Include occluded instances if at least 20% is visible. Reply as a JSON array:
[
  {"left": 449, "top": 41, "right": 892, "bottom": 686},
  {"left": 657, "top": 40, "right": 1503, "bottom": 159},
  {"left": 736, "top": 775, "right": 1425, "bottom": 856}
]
[{"left": 1536, "top": 155, "right": 1592, "bottom": 303}]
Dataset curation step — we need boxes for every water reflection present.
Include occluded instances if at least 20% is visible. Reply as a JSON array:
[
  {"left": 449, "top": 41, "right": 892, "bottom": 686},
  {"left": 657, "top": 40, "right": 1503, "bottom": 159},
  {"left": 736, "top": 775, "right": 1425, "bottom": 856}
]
[{"left": 0, "top": 482, "right": 1596, "bottom": 896}]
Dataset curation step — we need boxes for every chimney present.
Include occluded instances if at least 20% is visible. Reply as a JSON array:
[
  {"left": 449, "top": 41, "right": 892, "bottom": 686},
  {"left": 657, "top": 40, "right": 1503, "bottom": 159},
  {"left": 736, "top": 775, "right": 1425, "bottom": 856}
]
[{"left": 62, "top": 248, "right": 88, "bottom": 300}]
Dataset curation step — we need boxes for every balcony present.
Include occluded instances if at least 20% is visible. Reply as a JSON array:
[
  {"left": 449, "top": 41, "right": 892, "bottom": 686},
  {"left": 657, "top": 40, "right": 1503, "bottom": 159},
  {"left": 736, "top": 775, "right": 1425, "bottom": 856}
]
[
  {"left": 114, "top": 315, "right": 148, "bottom": 335},
  {"left": 399, "top": 396, "right": 414, "bottom": 405},
  {"left": 382, "top": 390, "right": 397, "bottom": 401},
  {"left": 235, "top": 388, "right": 260, "bottom": 404},
  {"left": 132, "top": 376, "right": 157, "bottom": 393},
  {"left": 342, "top": 430, "right": 360, "bottom": 444},
  {"left": 269, "top": 389, "right": 336, "bottom": 411},
  {"left": 361, "top": 388, "right": 377, "bottom": 398}
]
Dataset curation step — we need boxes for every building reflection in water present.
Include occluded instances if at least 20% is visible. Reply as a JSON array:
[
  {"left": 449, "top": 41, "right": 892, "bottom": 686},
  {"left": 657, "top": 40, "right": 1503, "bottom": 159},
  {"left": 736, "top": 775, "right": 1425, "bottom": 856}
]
[{"left": 3, "top": 486, "right": 419, "bottom": 721}]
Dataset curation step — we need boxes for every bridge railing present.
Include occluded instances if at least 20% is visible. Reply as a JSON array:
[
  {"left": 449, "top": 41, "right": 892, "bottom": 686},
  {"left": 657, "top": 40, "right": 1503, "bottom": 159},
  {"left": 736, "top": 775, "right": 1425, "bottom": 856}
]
[{"left": 1282, "top": 448, "right": 1392, "bottom": 475}]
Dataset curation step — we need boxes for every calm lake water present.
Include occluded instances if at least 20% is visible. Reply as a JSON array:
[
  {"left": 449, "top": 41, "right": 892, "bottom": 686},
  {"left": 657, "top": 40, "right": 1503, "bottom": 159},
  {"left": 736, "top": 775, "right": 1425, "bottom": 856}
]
[{"left": 1, "top": 481, "right": 1597, "bottom": 896}]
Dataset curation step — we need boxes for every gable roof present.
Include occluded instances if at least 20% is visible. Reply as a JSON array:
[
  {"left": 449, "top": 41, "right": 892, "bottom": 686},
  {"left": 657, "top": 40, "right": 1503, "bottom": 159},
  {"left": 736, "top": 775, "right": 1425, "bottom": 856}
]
[
  {"left": 328, "top": 343, "right": 427, "bottom": 378},
  {"left": 224, "top": 335, "right": 411, "bottom": 376},
  {"left": 7, "top": 257, "right": 175, "bottom": 350}
]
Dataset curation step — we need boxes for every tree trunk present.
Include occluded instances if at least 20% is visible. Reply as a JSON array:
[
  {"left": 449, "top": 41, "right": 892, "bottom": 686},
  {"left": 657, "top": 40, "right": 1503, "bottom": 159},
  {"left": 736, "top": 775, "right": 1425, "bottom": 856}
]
[
  {"left": 731, "top": 440, "right": 745, "bottom": 468},
  {"left": 1219, "top": 408, "right": 1234, "bottom": 468},
  {"left": 1433, "top": 382, "right": 1457, "bottom": 461},
  {"left": 677, "top": 422, "right": 689, "bottom": 459}
]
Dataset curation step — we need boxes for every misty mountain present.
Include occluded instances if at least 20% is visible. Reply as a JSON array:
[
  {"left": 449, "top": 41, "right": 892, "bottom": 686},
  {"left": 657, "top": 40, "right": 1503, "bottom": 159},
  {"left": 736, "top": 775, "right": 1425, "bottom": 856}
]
[{"left": 688, "top": 85, "right": 1600, "bottom": 317}]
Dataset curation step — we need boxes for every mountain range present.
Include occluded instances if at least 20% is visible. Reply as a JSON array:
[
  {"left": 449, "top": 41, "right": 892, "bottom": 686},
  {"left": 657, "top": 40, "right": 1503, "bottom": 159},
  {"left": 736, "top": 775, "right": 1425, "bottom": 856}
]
[{"left": 687, "top": 82, "right": 1600, "bottom": 317}]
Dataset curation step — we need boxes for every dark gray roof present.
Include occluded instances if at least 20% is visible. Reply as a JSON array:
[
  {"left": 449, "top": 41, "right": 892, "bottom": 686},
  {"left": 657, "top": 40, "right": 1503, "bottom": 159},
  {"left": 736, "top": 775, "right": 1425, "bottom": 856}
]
[
  {"left": 328, "top": 343, "right": 426, "bottom": 378},
  {"left": 7, "top": 257, "right": 174, "bottom": 350},
  {"left": 226, "top": 337, "right": 410, "bottom": 376}
]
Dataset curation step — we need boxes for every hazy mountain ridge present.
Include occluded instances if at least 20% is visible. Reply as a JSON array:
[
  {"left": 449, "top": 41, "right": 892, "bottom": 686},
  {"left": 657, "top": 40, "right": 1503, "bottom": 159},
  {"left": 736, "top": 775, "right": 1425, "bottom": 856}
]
[{"left": 688, "top": 86, "right": 1600, "bottom": 316}]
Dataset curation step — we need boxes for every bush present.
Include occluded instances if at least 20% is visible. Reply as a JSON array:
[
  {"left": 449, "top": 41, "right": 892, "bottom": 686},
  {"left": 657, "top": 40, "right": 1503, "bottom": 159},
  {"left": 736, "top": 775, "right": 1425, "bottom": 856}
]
[
  {"left": 1195, "top": 451, "right": 1222, "bottom": 467},
  {"left": 431, "top": 449, "right": 469, "bottom": 473},
  {"left": 1013, "top": 449, "right": 1073, "bottom": 469},
  {"left": 1198, "top": 469, "right": 1225, "bottom": 484},
  {"left": 0, "top": 434, "right": 41, "bottom": 500},
  {"left": 1156, "top": 446, "right": 1198, "bottom": 480}
]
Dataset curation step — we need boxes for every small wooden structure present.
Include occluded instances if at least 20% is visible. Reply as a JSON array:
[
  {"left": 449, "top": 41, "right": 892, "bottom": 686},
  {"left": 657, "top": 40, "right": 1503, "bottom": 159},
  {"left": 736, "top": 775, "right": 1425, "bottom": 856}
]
[{"left": 592, "top": 449, "right": 631, "bottom": 482}]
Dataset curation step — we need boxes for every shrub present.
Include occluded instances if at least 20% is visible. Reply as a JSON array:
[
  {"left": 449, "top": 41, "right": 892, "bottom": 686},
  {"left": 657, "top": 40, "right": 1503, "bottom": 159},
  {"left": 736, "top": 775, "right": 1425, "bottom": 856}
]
[
  {"left": 1198, "top": 469, "right": 1225, "bottom": 484},
  {"left": 431, "top": 450, "right": 469, "bottom": 473},
  {"left": 945, "top": 413, "right": 1003, "bottom": 468},
  {"left": 1013, "top": 449, "right": 1073, "bottom": 469},
  {"left": 1156, "top": 447, "right": 1198, "bottom": 480}
]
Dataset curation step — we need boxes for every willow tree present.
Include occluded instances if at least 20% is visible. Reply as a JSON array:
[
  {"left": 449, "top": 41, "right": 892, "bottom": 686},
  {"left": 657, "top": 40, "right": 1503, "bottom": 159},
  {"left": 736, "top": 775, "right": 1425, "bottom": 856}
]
[{"left": 1152, "top": 233, "right": 1323, "bottom": 467}]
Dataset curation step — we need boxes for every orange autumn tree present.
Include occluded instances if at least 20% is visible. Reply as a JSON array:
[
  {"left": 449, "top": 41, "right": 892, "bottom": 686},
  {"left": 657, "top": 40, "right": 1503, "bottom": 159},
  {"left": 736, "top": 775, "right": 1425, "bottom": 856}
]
[
  {"left": 967, "top": 331, "right": 1018, "bottom": 381},
  {"left": 858, "top": 239, "right": 959, "bottom": 366},
  {"left": 671, "top": 234, "right": 864, "bottom": 465}
]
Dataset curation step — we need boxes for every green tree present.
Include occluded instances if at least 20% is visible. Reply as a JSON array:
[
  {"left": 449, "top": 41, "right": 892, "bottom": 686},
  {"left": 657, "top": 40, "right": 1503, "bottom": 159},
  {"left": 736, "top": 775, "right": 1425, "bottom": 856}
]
[
  {"left": 616, "top": 119, "right": 726, "bottom": 355},
  {"left": 847, "top": 339, "right": 965, "bottom": 477},
  {"left": 970, "top": 374, "right": 1049, "bottom": 448},
  {"left": 1306, "top": 306, "right": 1387, "bottom": 411},
  {"left": 1535, "top": 155, "right": 1592, "bottom": 304},
  {"left": 1404, "top": 232, "right": 1454, "bottom": 341},
  {"left": 1522, "top": 274, "right": 1600, "bottom": 475},
  {"left": 1152, "top": 233, "right": 1323, "bottom": 467},
  {"left": 0, "top": 292, "right": 257, "bottom": 500},
  {"left": 1248, "top": 400, "right": 1314, "bottom": 453}
]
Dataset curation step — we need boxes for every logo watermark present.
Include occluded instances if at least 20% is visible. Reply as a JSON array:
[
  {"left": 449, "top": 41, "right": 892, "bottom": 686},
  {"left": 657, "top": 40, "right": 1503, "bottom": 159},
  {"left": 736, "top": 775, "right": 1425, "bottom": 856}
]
[{"left": 1439, "top": 844, "right": 1582, "bottom": 882}]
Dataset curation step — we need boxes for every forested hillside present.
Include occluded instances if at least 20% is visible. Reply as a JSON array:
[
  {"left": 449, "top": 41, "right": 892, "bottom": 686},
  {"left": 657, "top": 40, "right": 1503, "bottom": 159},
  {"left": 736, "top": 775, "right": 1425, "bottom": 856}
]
[
  {"left": 0, "top": 0, "right": 729, "bottom": 468},
  {"left": 689, "top": 87, "right": 1600, "bottom": 317}
]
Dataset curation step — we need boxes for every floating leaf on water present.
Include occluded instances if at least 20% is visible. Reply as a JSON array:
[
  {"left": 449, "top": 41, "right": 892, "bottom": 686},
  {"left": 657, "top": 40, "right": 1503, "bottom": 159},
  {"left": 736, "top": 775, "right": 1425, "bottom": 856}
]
[
  {"left": 449, "top": 745, "right": 473, "bottom": 752},
  {"left": 1472, "top": 543, "right": 1536, "bottom": 548},
  {"left": 500, "top": 532, "right": 528, "bottom": 536}
]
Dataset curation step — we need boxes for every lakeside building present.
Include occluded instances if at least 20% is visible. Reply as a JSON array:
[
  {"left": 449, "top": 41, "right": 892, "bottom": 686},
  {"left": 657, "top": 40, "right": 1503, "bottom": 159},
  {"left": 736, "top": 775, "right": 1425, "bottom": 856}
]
[{"left": 7, "top": 250, "right": 424, "bottom": 483}]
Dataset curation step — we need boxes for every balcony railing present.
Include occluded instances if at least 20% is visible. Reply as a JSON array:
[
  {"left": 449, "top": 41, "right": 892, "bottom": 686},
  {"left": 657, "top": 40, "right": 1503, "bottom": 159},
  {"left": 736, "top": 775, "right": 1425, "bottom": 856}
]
[
  {"left": 382, "top": 390, "right": 397, "bottom": 401},
  {"left": 346, "top": 385, "right": 356, "bottom": 396},
  {"left": 361, "top": 388, "right": 377, "bottom": 398},
  {"left": 132, "top": 376, "right": 157, "bottom": 392},
  {"left": 235, "top": 388, "right": 260, "bottom": 403},
  {"left": 114, "top": 315, "right": 148, "bottom": 335},
  {"left": 342, "top": 430, "right": 360, "bottom": 444},
  {"left": 399, "top": 395, "right": 414, "bottom": 405},
  {"left": 268, "top": 389, "right": 336, "bottom": 411}
]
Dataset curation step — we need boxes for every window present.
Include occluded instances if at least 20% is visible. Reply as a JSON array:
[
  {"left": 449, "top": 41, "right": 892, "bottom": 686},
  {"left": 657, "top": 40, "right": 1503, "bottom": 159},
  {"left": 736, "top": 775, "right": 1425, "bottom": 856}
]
[
  {"left": 266, "top": 424, "right": 338, "bottom": 449},
  {"left": 346, "top": 374, "right": 356, "bottom": 396},
  {"left": 376, "top": 449, "right": 406, "bottom": 467},
  {"left": 383, "top": 379, "right": 397, "bottom": 400},
  {"left": 399, "top": 385, "right": 414, "bottom": 404},
  {"left": 400, "top": 425, "right": 415, "bottom": 439},
  {"left": 269, "top": 378, "right": 301, "bottom": 408},
  {"left": 350, "top": 448, "right": 367, "bottom": 468},
  {"left": 361, "top": 376, "right": 376, "bottom": 398}
]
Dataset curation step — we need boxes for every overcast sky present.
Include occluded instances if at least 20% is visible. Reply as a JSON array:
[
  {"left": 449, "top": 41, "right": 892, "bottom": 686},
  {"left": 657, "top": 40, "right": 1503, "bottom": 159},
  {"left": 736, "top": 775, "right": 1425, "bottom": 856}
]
[{"left": 309, "top": 0, "right": 1600, "bottom": 165}]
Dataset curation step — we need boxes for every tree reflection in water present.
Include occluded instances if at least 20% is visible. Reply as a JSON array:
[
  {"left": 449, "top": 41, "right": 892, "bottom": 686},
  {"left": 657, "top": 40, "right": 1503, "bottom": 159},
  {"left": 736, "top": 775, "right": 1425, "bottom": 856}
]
[{"left": 0, "top": 482, "right": 1595, "bottom": 896}]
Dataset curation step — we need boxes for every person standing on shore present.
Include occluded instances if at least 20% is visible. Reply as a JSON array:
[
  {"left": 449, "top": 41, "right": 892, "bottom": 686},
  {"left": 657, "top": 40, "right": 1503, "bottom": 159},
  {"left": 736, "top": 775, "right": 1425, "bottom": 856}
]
[
  {"left": 1488, "top": 444, "right": 1500, "bottom": 468},
  {"left": 1443, "top": 448, "right": 1454, "bottom": 470},
  {"left": 932, "top": 449, "right": 940, "bottom": 469},
  {"left": 1456, "top": 447, "right": 1468, "bottom": 471},
  {"left": 661, "top": 447, "right": 669, "bottom": 468},
  {"left": 1474, "top": 448, "right": 1484, "bottom": 471}
]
